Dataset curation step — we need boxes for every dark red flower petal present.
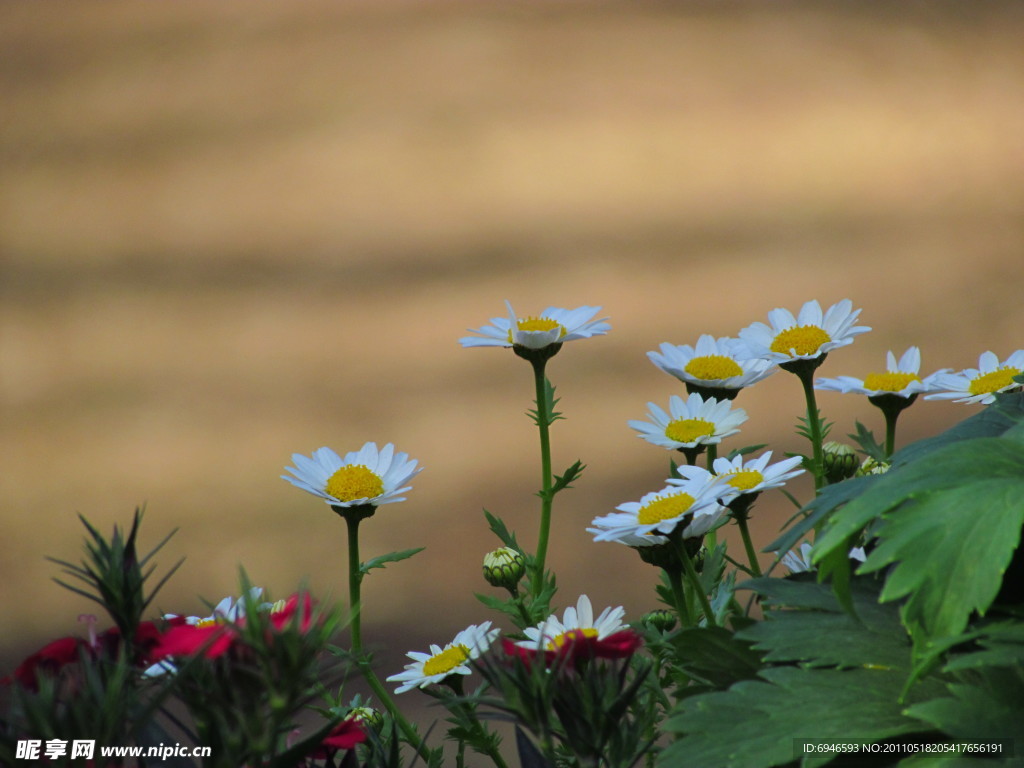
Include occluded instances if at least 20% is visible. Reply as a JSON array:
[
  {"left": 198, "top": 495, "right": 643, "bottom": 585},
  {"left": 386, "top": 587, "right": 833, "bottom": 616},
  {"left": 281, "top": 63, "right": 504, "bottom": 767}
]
[
  {"left": 149, "top": 623, "right": 235, "bottom": 661},
  {"left": 3, "top": 636, "right": 88, "bottom": 690}
]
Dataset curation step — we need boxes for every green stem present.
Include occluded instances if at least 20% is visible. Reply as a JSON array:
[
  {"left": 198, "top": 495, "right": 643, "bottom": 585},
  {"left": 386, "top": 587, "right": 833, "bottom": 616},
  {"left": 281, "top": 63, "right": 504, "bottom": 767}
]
[
  {"left": 673, "top": 533, "right": 717, "bottom": 628},
  {"left": 796, "top": 367, "right": 826, "bottom": 491},
  {"left": 447, "top": 680, "right": 510, "bottom": 768},
  {"left": 884, "top": 409, "right": 898, "bottom": 457},
  {"left": 735, "top": 515, "right": 763, "bottom": 578},
  {"left": 665, "top": 566, "right": 692, "bottom": 627},
  {"left": 705, "top": 442, "right": 718, "bottom": 469},
  {"left": 531, "top": 358, "right": 554, "bottom": 597},
  {"left": 344, "top": 513, "right": 430, "bottom": 760}
]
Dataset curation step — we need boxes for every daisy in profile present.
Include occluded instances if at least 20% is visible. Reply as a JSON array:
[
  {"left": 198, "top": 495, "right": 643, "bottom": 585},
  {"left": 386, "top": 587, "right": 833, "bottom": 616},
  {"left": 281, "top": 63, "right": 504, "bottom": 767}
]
[
  {"left": 510, "top": 595, "right": 641, "bottom": 663},
  {"left": 925, "top": 350, "right": 1024, "bottom": 405},
  {"left": 628, "top": 393, "right": 747, "bottom": 456},
  {"left": 282, "top": 442, "right": 421, "bottom": 510},
  {"left": 816, "top": 347, "right": 946, "bottom": 400},
  {"left": 590, "top": 468, "right": 732, "bottom": 543},
  {"left": 738, "top": 299, "right": 870, "bottom": 369},
  {"left": 648, "top": 335, "right": 776, "bottom": 400},
  {"left": 459, "top": 300, "right": 609, "bottom": 352},
  {"left": 387, "top": 622, "right": 499, "bottom": 693},
  {"left": 816, "top": 347, "right": 949, "bottom": 455}
]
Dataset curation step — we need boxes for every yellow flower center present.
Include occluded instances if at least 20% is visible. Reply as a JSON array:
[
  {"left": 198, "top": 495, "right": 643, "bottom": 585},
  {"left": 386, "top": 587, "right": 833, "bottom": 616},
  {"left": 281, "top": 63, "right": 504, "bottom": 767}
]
[
  {"left": 637, "top": 493, "right": 695, "bottom": 525},
  {"left": 968, "top": 367, "right": 1021, "bottom": 396},
  {"left": 547, "top": 628, "right": 598, "bottom": 651},
  {"left": 665, "top": 418, "right": 716, "bottom": 444},
  {"left": 862, "top": 372, "right": 920, "bottom": 392},
  {"left": 194, "top": 617, "right": 219, "bottom": 628},
  {"left": 770, "top": 325, "right": 832, "bottom": 356},
  {"left": 507, "top": 316, "right": 567, "bottom": 343},
  {"left": 325, "top": 465, "right": 384, "bottom": 502},
  {"left": 684, "top": 355, "right": 744, "bottom": 381},
  {"left": 422, "top": 644, "right": 471, "bottom": 677},
  {"left": 724, "top": 469, "right": 764, "bottom": 491}
]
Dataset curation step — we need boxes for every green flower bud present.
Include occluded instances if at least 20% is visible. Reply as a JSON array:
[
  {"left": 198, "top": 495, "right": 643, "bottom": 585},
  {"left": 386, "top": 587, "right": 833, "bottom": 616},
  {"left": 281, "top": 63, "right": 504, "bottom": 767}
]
[
  {"left": 641, "top": 609, "right": 677, "bottom": 633},
  {"left": 483, "top": 547, "right": 525, "bottom": 591},
  {"left": 856, "top": 457, "right": 891, "bottom": 477},
  {"left": 823, "top": 441, "right": 859, "bottom": 483}
]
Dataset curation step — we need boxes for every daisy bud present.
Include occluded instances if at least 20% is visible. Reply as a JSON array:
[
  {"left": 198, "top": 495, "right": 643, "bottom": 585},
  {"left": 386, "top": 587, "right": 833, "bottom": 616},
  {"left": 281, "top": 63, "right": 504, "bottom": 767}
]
[
  {"left": 856, "top": 457, "right": 891, "bottom": 477},
  {"left": 641, "top": 609, "right": 677, "bottom": 633},
  {"left": 822, "top": 442, "right": 859, "bottom": 483},
  {"left": 483, "top": 547, "right": 525, "bottom": 591}
]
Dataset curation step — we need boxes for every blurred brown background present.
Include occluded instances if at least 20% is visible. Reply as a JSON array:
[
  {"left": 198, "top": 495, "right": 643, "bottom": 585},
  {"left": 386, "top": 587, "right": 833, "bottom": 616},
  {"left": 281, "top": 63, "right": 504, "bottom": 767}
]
[{"left": 2, "top": 0, "right": 1023, "bottom": 723}]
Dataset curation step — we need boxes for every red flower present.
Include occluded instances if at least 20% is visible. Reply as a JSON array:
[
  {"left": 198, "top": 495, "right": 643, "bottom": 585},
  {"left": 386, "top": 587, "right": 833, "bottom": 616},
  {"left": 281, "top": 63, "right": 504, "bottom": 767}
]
[{"left": 2, "top": 636, "right": 90, "bottom": 690}]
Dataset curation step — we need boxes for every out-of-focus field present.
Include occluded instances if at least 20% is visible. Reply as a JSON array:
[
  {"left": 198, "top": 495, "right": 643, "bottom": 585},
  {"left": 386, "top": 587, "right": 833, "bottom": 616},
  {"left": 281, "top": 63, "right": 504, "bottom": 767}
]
[{"left": 2, "top": 0, "right": 1023, "bottom": 708}]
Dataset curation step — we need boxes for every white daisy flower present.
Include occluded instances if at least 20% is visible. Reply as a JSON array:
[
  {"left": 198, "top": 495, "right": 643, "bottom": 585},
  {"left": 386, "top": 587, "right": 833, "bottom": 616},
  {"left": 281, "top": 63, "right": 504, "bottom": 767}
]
[
  {"left": 925, "top": 350, "right": 1024, "bottom": 405},
  {"left": 815, "top": 347, "right": 947, "bottom": 399},
  {"left": 459, "top": 300, "right": 610, "bottom": 350},
  {"left": 165, "top": 587, "right": 265, "bottom": 628},
  {"left": 591, "top": 468, "right": 731, "bottom": 542},
  {"left": 515, "top": 595, "right": 626, "bottom": 653},
  {"left": 386, "top": 622, "right": 499, "bottom": 693},
  {"left": 781, "top": 541, "right": 866, "bottom": 574},
  {"left": 282, "top": 442, "right": 422, "bottom": 508},
  {"left": 706, "top": 451, "right": 806, "bottom": 497},
  {"left": 647, "top": 335, "right": 776, "bottom": 394},
  {"left": 738, "top": 299, "right": 870, "bottom": 364},
  {"left": 629, "top": 392, "right": 747, "bottom": 450}
]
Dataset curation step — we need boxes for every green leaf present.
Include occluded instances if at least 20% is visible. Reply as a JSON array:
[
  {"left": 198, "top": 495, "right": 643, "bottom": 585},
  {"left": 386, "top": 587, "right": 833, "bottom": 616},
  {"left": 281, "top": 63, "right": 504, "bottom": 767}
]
[
  {"left": 736, "top": 577, "right": 909, "bottom": 671},
  {"left": 359, "top": 547, "right": 425, "bottom": 575},
  {"left": 668, "top": 626, "right": 763, "bottom": 692},
  {"left": 905, "top": 666, "right": 1024, "bottom": 742},
  {"left": 849, "top": 420, "right": 887, "bottom": 462},
  {"left": 538, "top": 460, "right": 585, "bottom": 501},
  {"left": 765, "top": 475, "right": 876, "bottom": 557},
  {"left": 483, "top": 509, "right": 521, "bottom": 551},
  {"left": 660, "top": 666, "right": 944, "bottom": 768},
  {"left": 858, "top": 460, "right": 1024, "bottom": 641},
  {"left": 891, "top": 392, "right": 1024, "bottom": 466}
]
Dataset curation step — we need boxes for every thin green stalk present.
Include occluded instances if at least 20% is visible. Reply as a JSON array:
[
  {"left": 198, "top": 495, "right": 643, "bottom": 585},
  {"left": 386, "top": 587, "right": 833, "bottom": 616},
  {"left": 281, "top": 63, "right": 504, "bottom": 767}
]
[
  {"left": 676, "top": 537, "right": 717, "bottom": 628},
  {"left": 705, "top": 442, "right": 718, "bottom": 468},
  {"left": 344, "top": 513, "right": 430, "bottom": 760},
  {"left": 665, "top": 566, "right": 692, "bottom": 627},
  {"left": 531, "top": 358, "right": 554, "bottom": 597},
  {"left": 735, "top": 516, "right": 763, "bottom": 578},
  {"left": 446, "top": 679, "right": 510, "bottom": 768},
  {"left": 796, "top": 368, "right": 826, "bottom": 491},
  {"left": 883, "top": 408, "right": 899, "bottom": 457}
]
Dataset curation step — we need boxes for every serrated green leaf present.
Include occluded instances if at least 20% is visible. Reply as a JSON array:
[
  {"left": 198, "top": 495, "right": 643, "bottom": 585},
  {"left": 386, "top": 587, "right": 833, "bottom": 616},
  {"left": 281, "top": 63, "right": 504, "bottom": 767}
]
[
  {"left": 850, "top": 420, "right": 887, "bottom": 462},
  {"left": 736, "top": 577, "right": 909, "bottom": 671},
  {"left": 359, "top": 547, "right": 425, "bottom": 575},
  {"left": 483, "top": 509, "right": 521, "bottom": 551},
  {"left": 904, "top": 667, "right": 1024, "bottom": 742},
  {"left": 660, "top": 666, "right": 943, "bottom": 768},
  {"left": 892, "top": 392, "right": 1024, "bottom": 466},
  {"left": 859, "top": 474, "right": 1024, "bottom": 641},
  {"left": 815, "top": 437, "right": 1024, "bottom": 564},
  {"left": 546, "top": 460, "right": 585, "bottom": 498}
]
